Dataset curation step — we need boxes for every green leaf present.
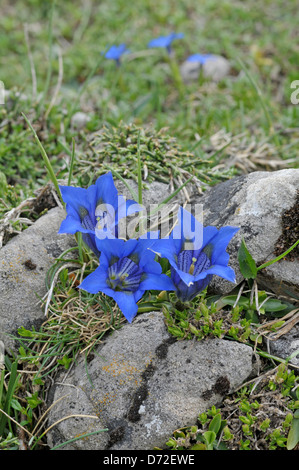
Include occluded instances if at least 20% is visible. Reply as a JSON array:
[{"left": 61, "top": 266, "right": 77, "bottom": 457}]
[
  {"left": 17, "top": 326, "right": 35, "bottom": 338},
  {"left": 220, "top": 295, "right": 250, "bottom": 308},
  {"left": 0, "top": 171, "right": 7, "bottom": 194},
  {"left": 238, "top": 238, "right": 257, "bottom": 279},
  {"left": 0, "top": 361, "right": 20, "bottom": 436},
  {"left": 287, "top": 415, "right": 299, "bottom": 450},
  {"left": 26, "top": 392, "right": 42, "bottom": 409},
  {"left": 203, "top": 431, "right": 216, "bottom": 450},
  {"left": 18, "top": 346, "right": 27, "bottom": 357},
  {"left": 57, "top": 355, "right": 73, "bottom": 370},
  {"left": 10, "top": 398, "right": 23, "bottom": 412},
  {"left": 208, "top": 413, "right": 222, "bottom": 434},
  {"left": 167, "top": 326, "right": 185, "bottom": 338},
  {"left": 191, "top": 443, "right": 206, "bottom": 450},
  {"left": 263, "top": 298, "right": 288, "bottom": 312},
  {"left": 245, "top": 309, "right": 259, "bottom": 324}
]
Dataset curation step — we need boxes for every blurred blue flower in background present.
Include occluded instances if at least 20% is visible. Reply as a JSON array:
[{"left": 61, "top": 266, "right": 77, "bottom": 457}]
[
  {"left": 151, "top": 207, "right": 239, "bottom": 302},
  {"left": 104, "top": 44, "right": 129, "bottom": 65},
  {"left": 79, "top": 235, "right": 175, "bottom": 323},
  {"left": 186, "top": 53, "right": 216, "bottom": 65},
  {"left": 58, "top": 172, "right": 141, "bottom": 256},
  {"left": 148, "top": 32, "right": 184, "bottom": 54}
]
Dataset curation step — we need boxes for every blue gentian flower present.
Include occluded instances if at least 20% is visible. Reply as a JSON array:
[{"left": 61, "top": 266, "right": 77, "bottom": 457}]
[
  {"left": 151, "top": 207, "right": 239, "bottom": 302},
  {"left": 58, "top": 172, "right": 141, "bottom": 256},
  {"left": 148, "top": 32, "right": 184, "bottom": 54},
  {"left": 104, "top": 44, "right": 129, "bottom": 65},
  {"left": 186, "top": 53, "right": 216, "bottom": 65},
  {"left": 78, "top": 234, "right": 175, "bottom": 323}
]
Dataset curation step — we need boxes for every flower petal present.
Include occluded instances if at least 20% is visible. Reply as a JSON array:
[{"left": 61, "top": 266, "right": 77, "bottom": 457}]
[
  {"left": 94, "top": 172, "right": 119, "bottom": 208},
  {"left": 150, "top": 238, "right": 178, "bottom": 265},
  {"left": 186, "top": 54, "right": 215, "bottom": 64},
  {"left": 175, "top": 274, "right": 212, "bottom": 302},
  {"left": 139, "top": 273, "right": 175, "bottom": 292},
  {"left": 58, "top": 214, "right": 84, "bottom": 235},
  {"left": 148, "top": 32, "right": 184, "bottom": 49},
  {"left": 112, "top": 291, "right": 140, "bottom": 323},
  {"left": 204, "top": 264, "right": 237, "bottom": 283},
  {"left": 208, "top": 226, "right": 239, "bottom": 265},
  {"left": 172, "top": 206, "right": 204, "bottom": 251},
  {"left": 105, "top": 44, "right": 128, "bottom": 60},
  {"left": 95, "top": 237, "right": 126, "bottom": 261},
  {"left": 59, "top": 185, "right": 96, "bottom": 222},
  {"left": 58, "top": 185, "right": 97, "bottom": 235},
  {"left": 82, "top": 233, "right": 100, "bottom": 256},
  {"left": 59, "top": 185, "right": 88, "bottom": 207},
  {"left": 78, "top": 266, "right": 109, "bottom": 294}
]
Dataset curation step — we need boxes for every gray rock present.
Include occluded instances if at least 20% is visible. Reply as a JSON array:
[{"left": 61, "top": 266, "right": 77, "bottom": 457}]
[
  {"left": 71, "top": 112, "right": 91, "bottom": 130},
  {"left": 269, "top": 324, "right": 299, "bottom": 367},
  {"left": 180, "top": 55, "right": 231, "bottom": 83},
  {"left": 192, "top": 169, "right": 299, "bottom": 300},
  {"left": 0, "top": 207, "right": 76, "bottom": 353},
  {"left": 46, "top": 311, "right": 254, "bottom": 450}
]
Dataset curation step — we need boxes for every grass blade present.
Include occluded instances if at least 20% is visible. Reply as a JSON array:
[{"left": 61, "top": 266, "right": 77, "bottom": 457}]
[
  {"left": 50, "top": 428, "right": 108, "bottom": 450},
  {"left": 0, "top": 361, "right": 20, "bottom": 436},
  {"left": 137, "top": 130, "right": 143, "bottom": 205},
  {"left": 257, "top": 239, "right": 299, "bottom": 272},
  {"left": 68, "top": 138, "right": 76, "bottom": 186},
  {"left": 237, "top": 57, "right": 279, "bottom": 147},
  {"left": 103, "top": 164, "right": 139, "bottom": 202},
  {"left": 22, "top": 112, "right": 63, "bottom": 204}
]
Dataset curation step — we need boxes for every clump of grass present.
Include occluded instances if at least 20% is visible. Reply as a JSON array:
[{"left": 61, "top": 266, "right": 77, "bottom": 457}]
[
  {"left": 0, "top": 259, "right": 124, "bottom": 450},
  {"left": 73, "top": 121, "right": 231, "bottom": 193},
  {"left": 0, "top": 102, "right": 62, "bottom": 187},
  {"left": 42, "top": 263, "right": 125, "bottom": 357}
]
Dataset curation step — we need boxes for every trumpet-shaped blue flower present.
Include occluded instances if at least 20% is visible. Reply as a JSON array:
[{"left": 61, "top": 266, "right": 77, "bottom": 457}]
[
  {"left": 104, "top": 44, "right": 129, "bottom": 65},
  {"left": 58, "top": 172, "right": 141, "bottom": 255},
  {"left": 78, "top": 234, "right": 175, "bottom": 323},
  {"left": 186, "top": 53, "right": 216, "bottom": 65},
  {"left": 151, "top": 207, "right": 239, "bottom": 302},
  {"left": 148, "top": 32, "right": 184, "bottom": 54}
]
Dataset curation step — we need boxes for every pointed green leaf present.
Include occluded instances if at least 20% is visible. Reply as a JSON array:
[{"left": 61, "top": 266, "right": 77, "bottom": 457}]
[
  {"left": 238, "top": 238, "right": 257, "bottom": 279},
  {"left": 208, "top": 413, "right": 222, "bottom": 434},
  {"left": 220, "top": 295, "right": 250, "bottom": 308},
  {"left": 203, "top": 431, "right": 216, "bottom": 450},
  {"left": 191, "top": 443, "right": 206, "bottom": 450},
  {"left": 263, "top": 298, "right": 288, "bottom": 312},
  {"left": 287, "top": 416, "right": 299, "bottom": 450}
]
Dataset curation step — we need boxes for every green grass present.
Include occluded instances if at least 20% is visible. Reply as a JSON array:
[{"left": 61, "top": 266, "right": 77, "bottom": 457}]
[
  {"left": 0, "top": 0, "right": 298, "bottom": 199},
  {"left": 0, "top": 0, "right": 299, "bottom": 451}
]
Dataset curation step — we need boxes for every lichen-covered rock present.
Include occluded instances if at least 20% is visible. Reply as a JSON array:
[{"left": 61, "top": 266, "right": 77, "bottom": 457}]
[
  {"left": 46, "top": 311, "right": 254, "bottom": 450},
  {"left": 0, "top": 207, "right": 76, "bottom": 353},
  {"left": 180, "top": 55, "right": 231, "bottom": 82},
  {"left": 192, "top": 169, "right": 299, "bottom": 301},
  {"left": 269, "top": 324, "right": 299, "bottom": 367},
  {"left": 71, "top": 111, "right": 91, "bottom": 130}
]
